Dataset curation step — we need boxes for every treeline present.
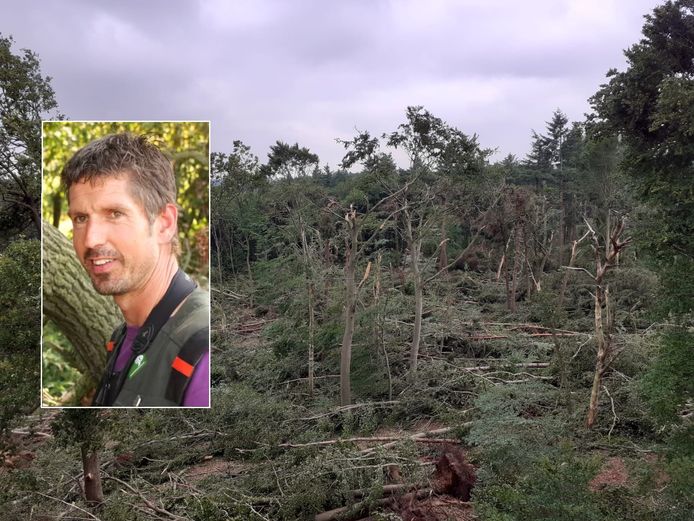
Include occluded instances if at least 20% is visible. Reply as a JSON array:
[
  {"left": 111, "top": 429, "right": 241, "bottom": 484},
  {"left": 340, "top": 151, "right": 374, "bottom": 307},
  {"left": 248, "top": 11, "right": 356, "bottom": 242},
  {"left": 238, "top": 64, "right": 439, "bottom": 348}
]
[{"left": 211, "top": 105, "right": 630, "bottom": 401}]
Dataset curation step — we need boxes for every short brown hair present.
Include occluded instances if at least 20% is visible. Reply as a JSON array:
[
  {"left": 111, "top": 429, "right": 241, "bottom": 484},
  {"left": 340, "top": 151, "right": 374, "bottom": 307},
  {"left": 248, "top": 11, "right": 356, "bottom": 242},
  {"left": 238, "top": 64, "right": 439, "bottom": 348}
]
[{"left": 61, "top": 132, "right": 179, "bottom": 254}]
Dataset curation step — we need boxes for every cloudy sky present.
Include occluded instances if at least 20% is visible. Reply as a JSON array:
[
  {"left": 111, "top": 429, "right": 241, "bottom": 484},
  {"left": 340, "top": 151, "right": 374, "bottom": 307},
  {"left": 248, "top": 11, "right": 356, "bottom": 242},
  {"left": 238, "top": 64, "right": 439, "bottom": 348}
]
[{"left": 3, "top": 0, "right": 662, "bottom": 167}]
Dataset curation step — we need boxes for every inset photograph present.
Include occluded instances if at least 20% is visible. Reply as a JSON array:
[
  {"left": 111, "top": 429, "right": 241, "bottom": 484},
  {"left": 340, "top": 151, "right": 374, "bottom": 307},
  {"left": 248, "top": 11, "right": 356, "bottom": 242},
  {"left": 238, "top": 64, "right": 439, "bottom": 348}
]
[{"left": 41, "top": 121, "right": 210, "bottom": 407}]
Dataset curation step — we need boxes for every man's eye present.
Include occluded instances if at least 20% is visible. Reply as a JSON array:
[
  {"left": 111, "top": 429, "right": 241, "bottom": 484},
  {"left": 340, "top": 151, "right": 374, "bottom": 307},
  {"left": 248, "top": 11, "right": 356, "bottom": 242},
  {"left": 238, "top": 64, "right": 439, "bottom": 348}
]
[
  {"left": 111, "top": 211, "right": 123, "bottom": 219},
  {"left": 73, "top": 215, "right": 87, "bottom": 224}
]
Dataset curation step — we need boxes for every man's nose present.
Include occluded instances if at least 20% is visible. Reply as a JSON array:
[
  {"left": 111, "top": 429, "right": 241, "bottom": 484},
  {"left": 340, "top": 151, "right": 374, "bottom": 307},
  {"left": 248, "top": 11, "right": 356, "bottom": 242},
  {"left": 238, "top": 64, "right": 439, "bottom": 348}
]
[{"left": 83, "top": 219, "right": 108, "bottom": 249}]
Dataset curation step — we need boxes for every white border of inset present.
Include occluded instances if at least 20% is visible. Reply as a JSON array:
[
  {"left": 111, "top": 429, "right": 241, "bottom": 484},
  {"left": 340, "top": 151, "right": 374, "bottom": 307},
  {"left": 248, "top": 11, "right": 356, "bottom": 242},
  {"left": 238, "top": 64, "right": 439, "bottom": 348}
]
[{"left": 40, "top": 120, "right": 212, "bottom": 409}]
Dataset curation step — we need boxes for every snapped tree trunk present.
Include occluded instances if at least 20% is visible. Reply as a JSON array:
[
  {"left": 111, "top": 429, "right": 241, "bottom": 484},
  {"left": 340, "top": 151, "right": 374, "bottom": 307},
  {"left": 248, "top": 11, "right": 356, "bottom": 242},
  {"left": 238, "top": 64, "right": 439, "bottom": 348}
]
[
  {"left": 340, "top": 211, "right": 359, "bottom": 406},
  {"left": 558, "top": 186, "right": 566, "bottom": 266},
  {"left": 409, "top": 236, "right": 423, "bottom": 373},
  {"left": 300, "top": 220, "right": 316, "bottom": 398},
  {"left": 404, "top": 208, "right": 425, "bottom": 373},
  {"left": 42, "top": 221, "right": 121, "bottom": 384},
  {"left": 212, "top": 224, "right": 223, "bottom": 283},
  {"left": 81, "top": 444, "right": 104, "bottom": 504},
  {"left": 509, "top": 226, "right": 522, "bottom": 312},
  {"left": 437, "top": 217, "right": 448, "bottom": 274},
  {"left": 586, "top": 283, "right": 609, "bottom": 428}
]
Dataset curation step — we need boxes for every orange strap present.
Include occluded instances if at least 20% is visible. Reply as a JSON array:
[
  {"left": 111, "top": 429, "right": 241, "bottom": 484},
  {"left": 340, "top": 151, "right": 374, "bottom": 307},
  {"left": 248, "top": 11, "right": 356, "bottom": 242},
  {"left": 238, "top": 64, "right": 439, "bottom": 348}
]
[{"left": 172, "top": 356, "right": 194, "bottom": 378}]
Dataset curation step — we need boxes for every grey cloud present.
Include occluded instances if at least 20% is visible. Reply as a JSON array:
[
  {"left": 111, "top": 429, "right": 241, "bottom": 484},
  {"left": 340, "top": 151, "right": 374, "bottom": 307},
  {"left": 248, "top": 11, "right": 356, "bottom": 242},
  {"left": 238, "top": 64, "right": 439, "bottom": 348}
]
[{"left": 1, "top": 0, "right": 665, "bottom": 166}]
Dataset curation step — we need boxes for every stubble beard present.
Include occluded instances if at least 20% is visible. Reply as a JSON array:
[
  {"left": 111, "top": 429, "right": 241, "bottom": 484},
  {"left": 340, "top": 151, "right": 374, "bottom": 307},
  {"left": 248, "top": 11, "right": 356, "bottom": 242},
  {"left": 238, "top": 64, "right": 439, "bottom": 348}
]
[{"left": 90, "top": 259, "right": 155, "bottom": 296}]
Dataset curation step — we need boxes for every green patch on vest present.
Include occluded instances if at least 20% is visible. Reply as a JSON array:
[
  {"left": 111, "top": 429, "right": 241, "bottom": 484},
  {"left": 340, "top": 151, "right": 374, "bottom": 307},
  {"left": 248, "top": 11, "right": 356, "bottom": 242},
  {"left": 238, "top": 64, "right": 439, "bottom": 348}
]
[{"left": 128, "top": 354, "right": 147, "bottom": 379}]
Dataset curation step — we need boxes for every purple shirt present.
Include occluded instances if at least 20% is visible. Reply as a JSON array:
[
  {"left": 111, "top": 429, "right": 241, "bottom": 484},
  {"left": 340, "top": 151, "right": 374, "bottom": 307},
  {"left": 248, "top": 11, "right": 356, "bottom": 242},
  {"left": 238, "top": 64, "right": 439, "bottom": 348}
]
[{"left": 115, "top": 325, "right": 209, "bottom": 406}]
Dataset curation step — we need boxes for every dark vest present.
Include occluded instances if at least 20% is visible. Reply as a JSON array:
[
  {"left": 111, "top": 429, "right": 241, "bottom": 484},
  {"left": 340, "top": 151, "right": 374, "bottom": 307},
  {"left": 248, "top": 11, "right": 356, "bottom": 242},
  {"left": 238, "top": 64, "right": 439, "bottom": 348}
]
[{"left": 98, "top": 287, "right": 209, "bottom": 407}]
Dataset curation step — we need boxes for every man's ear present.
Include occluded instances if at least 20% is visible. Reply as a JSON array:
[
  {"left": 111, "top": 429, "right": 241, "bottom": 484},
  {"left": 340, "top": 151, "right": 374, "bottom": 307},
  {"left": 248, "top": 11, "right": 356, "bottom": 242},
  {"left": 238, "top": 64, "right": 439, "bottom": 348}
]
[{"left": 157, "top": 203, "right": 178, "bottom": 245}]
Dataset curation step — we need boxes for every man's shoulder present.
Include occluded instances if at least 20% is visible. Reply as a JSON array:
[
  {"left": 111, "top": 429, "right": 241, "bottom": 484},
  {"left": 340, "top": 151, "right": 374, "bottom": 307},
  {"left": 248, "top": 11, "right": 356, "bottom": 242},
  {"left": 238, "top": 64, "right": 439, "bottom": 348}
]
[{"left": 166, "top": 285, "right": 209, "bottom": 336}]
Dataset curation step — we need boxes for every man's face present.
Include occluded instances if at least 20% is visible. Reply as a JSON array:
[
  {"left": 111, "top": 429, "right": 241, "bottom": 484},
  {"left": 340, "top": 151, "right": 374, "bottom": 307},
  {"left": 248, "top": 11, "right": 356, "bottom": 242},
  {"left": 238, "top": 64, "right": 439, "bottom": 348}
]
[{"left": 68, "top": 175, "right": 161, "bottom": 296}]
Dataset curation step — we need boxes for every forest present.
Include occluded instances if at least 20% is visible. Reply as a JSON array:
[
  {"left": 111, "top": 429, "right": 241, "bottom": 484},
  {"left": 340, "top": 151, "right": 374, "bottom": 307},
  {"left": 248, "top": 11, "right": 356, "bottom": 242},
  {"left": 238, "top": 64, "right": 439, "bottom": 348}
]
[{"left": 1, "top": 1, "right": 692, "bottom": 520}]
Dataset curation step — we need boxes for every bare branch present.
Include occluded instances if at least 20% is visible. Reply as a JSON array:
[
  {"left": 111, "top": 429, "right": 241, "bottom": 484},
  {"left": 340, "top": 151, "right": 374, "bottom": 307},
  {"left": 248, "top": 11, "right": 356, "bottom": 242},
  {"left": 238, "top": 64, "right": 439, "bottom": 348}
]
[
  {"left": 561, "top": 266, "right": 595, "bottom": 279},
  {"left": 32, "top": 492, "right": 103, "bottom": 521}
]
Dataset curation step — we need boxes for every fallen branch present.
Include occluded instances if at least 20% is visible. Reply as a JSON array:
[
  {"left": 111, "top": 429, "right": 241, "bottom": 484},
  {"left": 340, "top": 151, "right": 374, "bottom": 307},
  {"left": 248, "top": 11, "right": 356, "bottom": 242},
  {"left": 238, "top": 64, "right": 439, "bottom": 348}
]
[
  {"left": 361, "top": 423, "right": 473, "bottom": 454},
  {"left": 10, "top": 429, "right": 52, "bottom": 438},
  {"left": 468, "top": 332, "right": 578, "bottom": 340},
  {"left": 298, "top": 400, "right": 401, "bottom": 421},
  {"left": 33, "top": 492, "right": 102, "bottom": 521},
  {"left": 463, "top": 362, "right": 549, "bottom": 371},
  {"left": 279, "top": 423, "right": 471, "bottom": 450},
  {"left": 281, "top": 374, "right": 340, "bottom": 386},
  {"left": 603, "top": 385, "right": 618, "bottom": 439},
  {"left": 458, "top": 321, "right": 589, "bottom": 336},
  {"left": 349, "top": 482, "right": 425, "bottom": 498},
  {"left": 315, "top": 488, "right": 432, "bottom": 521},
  {"left": 279, "top": 435, "right": 459, "bottom": 449},
  {"left": 211, "top": 287, "right": 246, "bottom": 299},
  {"left": 104, "top": 474, "right": 187, "bottom": 520}
]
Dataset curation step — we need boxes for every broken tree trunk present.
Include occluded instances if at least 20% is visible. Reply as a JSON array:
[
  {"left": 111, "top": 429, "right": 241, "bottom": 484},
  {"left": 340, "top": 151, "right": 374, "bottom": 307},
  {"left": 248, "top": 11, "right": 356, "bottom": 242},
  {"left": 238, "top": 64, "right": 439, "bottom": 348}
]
[
  {"left": 81, "top": 444, "right": 104, "bottom": 504},
  {"left": 407, "top": 218, "right": 424, "bottom": 373},
  {"left": 340, "top": 208, "right": 359, "bottom": 406}
]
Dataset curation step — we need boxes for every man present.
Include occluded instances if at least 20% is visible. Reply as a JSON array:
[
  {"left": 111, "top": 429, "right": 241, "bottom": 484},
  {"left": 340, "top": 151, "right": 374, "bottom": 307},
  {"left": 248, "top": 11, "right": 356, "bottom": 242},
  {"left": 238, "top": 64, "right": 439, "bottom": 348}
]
[{"left": 62, "top": 132, "right": 209, "bottom": 407}]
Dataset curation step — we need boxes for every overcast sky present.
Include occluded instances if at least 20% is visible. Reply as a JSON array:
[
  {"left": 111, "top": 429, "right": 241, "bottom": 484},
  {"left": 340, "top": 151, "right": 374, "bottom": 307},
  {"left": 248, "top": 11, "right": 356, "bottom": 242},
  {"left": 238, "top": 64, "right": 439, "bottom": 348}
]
[{"left": 3, "top": 0, "right": 662, "bottom": 168}]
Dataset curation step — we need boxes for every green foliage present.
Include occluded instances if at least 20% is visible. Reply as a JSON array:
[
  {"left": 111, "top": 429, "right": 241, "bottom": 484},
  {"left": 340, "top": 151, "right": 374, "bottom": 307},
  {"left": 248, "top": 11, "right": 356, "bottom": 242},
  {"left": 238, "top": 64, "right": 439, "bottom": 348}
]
[
  {"left": 261, "top": 140, "right": 319, "bottom": 181},
  {"left": 52, "top": 409, "right": 108, "bottom": 451},
  {"left": 210, "top": 383, "right": 294, "bottom": 454},
  {"left": 0, "top": 239, "right": 40, "bottom": 431},
  {"left": 467, "top": 382, "right": 568, "bottom": 482},
  {"left": 641, "top": 329, "right": 694, "bottom": 425},
  {"left": 660, "top": 456, "right": 694, "bottom": 519},
  {"left": 0, "top": 238, "right": 40, "bottom": 351},
  {"left": 475, "top": 454, "right": 604, "bottom": 521},
  {"left": 41, "top": 341, "right": 80, "bottom": 398},
  {"left": 237, "top": 443, "right": 424, "bottom": 521},
  {"left": 100, "top": 497, "right": 141, "bottom": 521},
  {"left": 654, "top": 256, "right": 694, "bottom": 318}
]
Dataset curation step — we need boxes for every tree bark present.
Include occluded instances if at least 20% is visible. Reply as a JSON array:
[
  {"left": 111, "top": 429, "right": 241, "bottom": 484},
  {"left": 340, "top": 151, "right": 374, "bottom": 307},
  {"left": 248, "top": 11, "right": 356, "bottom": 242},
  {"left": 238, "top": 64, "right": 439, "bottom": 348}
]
[
  {"left": 586, "top": 283, "right": 608, "bottom": 428},
  {"left": 42, "top": 221, "right": 121, "bottom": 384}
]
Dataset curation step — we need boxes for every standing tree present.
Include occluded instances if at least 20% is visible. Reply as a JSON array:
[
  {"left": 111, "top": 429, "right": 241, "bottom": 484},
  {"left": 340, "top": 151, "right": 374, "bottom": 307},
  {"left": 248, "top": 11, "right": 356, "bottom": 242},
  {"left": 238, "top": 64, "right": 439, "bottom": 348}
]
[
  {"left": 261, "top": 141, "right": 319, "bottom": 182},
  {"left": 336, "top": 134, "right": 410, "bottom": 404},
  {"left": 525, "top": 109, "right": 583, "bottom": 264},
  {"left": 385, "top": 106, "right": 493, "bottom": 371},
  {"left": 0, "top": 35, "right": 60, "bottom": 238},
  {"left": 211, "top": 142, "right": 265, "bottom": 282}
]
